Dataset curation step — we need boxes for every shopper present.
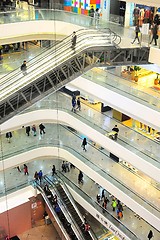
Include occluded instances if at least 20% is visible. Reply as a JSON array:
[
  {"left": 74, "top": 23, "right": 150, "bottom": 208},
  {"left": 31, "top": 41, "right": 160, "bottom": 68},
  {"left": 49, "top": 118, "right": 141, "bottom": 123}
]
[
  {"left": 150, "top": 23, "right": 158, "bottom": 46},
  {"left": 6, "top": 132, "right": 12, "bottom": 143},
  {"left": 117, "top": 208, "right": 123, "bottom": 220},
  {"left": 32, "top": 124, "right": 37, "bottom": 136},
  {"left": 95, "top": 8, "right": 100, "bottom": 25},
  {"left": 78, "top": 171, "right": 83, "bottom": 184},
  {"left": 112, "top": 125, "right": 119, "bottom": 140},
  {"left": 65, "top": 161, "right": 70, "bottom": 172},
  {"left": 89, "top": 5, "right": 95, "bottom": 25},
  {"left": 131, "top": 24, "right": 140, "bottom": 44},
  {"left": 111, "top": 198, "right": 117, "bottom": 211},
  {"left": 62, "top": 161, "right": 66, "bottom": 173},
  {"left": 101, "top": 189, "right": 105, "bottom": 200},
  {"left": 71, "top": 95, "right": 76, "bottom": 113},
  {"left": 102, "top": 197, "right": 109, "bottom": 209},
  {"left": 24, "top": 164, "right": 29, "bottom": 175},
  {"left": 96, "top": 194, "right": 101, "bottom": 203},
  {"left": 21, "top": 60, "right": 27, "bottom": 75},
  {"left": 148, "top": 230, "right": 153, "bottom": 240},
  {"left": 71, "top": 31, "right": 77, "bottom": 50},
  {"left": 38, "top": 170, "right": 43, "bottom": 182},
  {"left": 81, "top": 137, "right": 87, "bottom": 151},
  {"left": 52, "top": 165, "right": 56, "bottom": 176},
  {"left": 34, "top": 171, "right": 39, "bottom": 181},
  {"left": 39, "top": 123, "right": 45, "bottom": 135},
  {"left": 26, "top": 126, "right": 30, "bottom": 136},
  {"left": 76, "top": 97, "right": 81, "bottom": 111}
]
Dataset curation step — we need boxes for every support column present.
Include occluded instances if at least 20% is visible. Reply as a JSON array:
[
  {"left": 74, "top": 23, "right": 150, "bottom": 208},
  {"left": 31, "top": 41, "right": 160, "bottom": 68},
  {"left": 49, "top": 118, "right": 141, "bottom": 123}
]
[{"left": 124, "top": 2, "right": 135, "bottom": 27}]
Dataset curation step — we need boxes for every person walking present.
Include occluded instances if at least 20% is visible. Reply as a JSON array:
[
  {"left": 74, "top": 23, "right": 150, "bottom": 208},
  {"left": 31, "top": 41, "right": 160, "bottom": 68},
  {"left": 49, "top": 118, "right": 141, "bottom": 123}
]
[
  {"left": 89, "top": 5, "right": 95, "bottom": 25},
  {"left": 71, "top": 95, "right": 76, "bottom": 113},
  {"left": 76, "top": 97, "right": 81, "bottom": 111},
  {"left": 52, "top": 165, "right": 56, "bottom": 176},
  {"left": 34, "top": 171, "right": 39, "bottom": 181},
  {"left": 39, "top": 123, "right": 45, "bottom": 135},
  {"left": 150, "top": 23, "right": 158, "bottom": 46},
  {"left": 26, "top": 126, "right": 30, "bottom": 136},
  {"left": 101, "top": 189, "right": 105, "bottom": 200},
  {"left": 65, "top": 161, "right": 70, "bottom": 172},
  {"left": 71, "top": 31, "right": 77, "bottom": 50},
  {"left": 78, "top": 171, "right": 83, "bottom": 184},
  {"left": 38, "top": 170, "right": 43, "bottom": 183},
  {"left": 21, "top": 60, "right": 27, "bottom": 75},
  {"left": 148, "top": 230, "right": 153, "bottom": 240},
  {"left": 24, "top": 164, "right": 29, "bottom": 175},
  {"left": 62, "top": 161, "right": 66, "bottom": 173},
  {"left": 112, "top": 125, "right": 119, "bottom": 140},
  {"left": 81, "top": 137, "right": 87, "bottom": 151},
  {"left": 96, "top": 194, "right": 101, "bottom": 204},
  {"left": 6, "top": 132, "right": 12, "bottom": 143},
  {"left": 131, "top": 24, "right": 140, "bottom": 44},
  {"left": 111, "top": 198, "right": 117, "bottom": 211},
  {"left": 32, "top": 124, "right": 37, "bottom": 136},
  {"left": 95, "top": 8, "right": 100, "bottom": 25}
]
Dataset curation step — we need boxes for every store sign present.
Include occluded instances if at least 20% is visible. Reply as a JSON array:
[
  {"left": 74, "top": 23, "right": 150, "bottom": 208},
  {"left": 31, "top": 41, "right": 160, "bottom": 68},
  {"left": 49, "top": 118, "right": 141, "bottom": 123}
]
[
  {"left": 104, "top": 0, "right": 107, "bottom": 9},
  {"left": 95, "top": 213, "right": 126, "bottom": 240}
]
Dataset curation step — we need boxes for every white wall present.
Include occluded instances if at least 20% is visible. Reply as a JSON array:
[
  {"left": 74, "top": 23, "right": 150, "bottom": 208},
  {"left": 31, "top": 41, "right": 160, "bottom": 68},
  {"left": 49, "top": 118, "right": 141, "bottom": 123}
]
[
  {"left": 69, "top": 77, "right": 160, "bottom": 131},
  {"left": 1, "top": 146, "right": 159, "bottom": 231},
  {"left": 0, "top": 21, "right": 82, "bottom": 45},
  {"left": 149, "top": 47, "right": 160, "bottom": 66},
  {"left": 1, "top": 110, "right": 160, "bottom": 182}
]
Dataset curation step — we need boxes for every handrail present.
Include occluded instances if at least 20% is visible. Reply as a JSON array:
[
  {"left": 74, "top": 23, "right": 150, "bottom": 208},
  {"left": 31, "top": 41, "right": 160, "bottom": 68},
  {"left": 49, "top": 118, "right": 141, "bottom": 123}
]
[
  {"left": 19, "top": 105, "right": 160, "bottom": 167},
  {"left": 35, "top": 179, "right": 85, "bottom": 240},
  {"left": 35, "top": 182, "right": 72, "bottom": 240},
  {"left": 56, "top": 171, "right": 140, "bottom": 240},
  {"left": 0, "top": 142, "right": 159, "bottom": 215},
  {"left": 44, "top": 175, "right": 98, "bottom": 240}
]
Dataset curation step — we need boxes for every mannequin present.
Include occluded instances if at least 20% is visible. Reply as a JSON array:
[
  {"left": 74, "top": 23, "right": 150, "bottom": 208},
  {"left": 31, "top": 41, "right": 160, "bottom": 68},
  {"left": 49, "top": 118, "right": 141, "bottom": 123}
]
[
  {"left": 139, "top": 8, "right": 144, "bottom": 26},
  {"left": 133, "top": 7, "right": 140, "bottom": 26},
  {"left": 144, "top": 8, "right": 151, "bottom": 23}
]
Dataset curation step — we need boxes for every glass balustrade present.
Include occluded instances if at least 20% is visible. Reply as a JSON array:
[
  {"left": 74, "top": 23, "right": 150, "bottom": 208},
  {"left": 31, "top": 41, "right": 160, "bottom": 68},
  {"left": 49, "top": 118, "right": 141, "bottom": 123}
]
[
  {"left": 0, "top": 124, "right": 159, "bottom": 218},
  {"left": 18, "top": 92, "right": 160, "bottom": 168}
]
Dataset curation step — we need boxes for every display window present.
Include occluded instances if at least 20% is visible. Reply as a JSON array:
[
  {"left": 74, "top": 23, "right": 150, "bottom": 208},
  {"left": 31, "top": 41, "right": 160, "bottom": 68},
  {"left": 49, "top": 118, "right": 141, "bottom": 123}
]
[{"left": 64, "top": 0, "right": 100, "bottom": 15}]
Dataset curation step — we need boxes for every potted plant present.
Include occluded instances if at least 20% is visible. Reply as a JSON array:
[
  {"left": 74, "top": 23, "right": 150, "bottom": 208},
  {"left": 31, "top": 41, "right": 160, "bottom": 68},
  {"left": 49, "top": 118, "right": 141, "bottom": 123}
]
[
  {"left": 154, "top": 73, "right": 160, "bottom": 85},
  {"left": 134, "top": 66, "right": 141, "bottom": 82}
]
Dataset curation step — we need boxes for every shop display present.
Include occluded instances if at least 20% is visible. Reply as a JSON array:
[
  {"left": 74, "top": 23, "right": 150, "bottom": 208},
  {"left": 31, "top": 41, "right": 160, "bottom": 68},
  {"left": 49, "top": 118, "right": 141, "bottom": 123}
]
[{"left": 132, "top": 5, "right": 155, "bottom": 26}]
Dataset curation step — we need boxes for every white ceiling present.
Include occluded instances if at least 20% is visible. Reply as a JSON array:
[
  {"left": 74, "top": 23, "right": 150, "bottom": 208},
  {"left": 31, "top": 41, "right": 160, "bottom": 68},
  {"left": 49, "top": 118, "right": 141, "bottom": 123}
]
[{"left": 121, "top": 0, "right": 160, "bottom": 7}]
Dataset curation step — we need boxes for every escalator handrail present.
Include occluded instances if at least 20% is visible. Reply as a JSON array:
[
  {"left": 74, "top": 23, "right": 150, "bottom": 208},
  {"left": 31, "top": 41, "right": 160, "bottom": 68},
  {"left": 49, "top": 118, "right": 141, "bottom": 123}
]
[
  {"left": 41, "top": 177, "right": 86, "bottom": 240},
  {"left": 56, "top": 171, "right": 140, "bottom": 240},
  {"left": 44, "top": 175, "right": 98, "bottom": 240}
]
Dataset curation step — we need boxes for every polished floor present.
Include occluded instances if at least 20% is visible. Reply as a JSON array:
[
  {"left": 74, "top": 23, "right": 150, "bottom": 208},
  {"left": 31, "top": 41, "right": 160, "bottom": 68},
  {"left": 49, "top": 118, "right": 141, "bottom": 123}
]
[{"left": 0, "top": 91, "right": 160, "bottom": 240}]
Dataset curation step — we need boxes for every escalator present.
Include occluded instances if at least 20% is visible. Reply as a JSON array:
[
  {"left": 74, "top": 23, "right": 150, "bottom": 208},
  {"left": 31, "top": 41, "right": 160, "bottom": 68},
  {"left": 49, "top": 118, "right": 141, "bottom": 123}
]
[
  {"left": 0, "top": 28, "right": 149, "bottom": 123},
  {"left": 54, "top": 171, "right": 140, "bottom": 240},
  {"left": 36, "top": 181, "right": 84, "bottom": 240},
  {"left": 44, "top": 175, "right": 96, "bottom": 240}
]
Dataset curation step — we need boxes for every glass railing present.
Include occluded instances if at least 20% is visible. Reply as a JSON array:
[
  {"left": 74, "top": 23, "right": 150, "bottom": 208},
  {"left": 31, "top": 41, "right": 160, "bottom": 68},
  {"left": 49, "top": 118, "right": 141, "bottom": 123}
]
[
  {"left": 19, "top": 95, "right": 160, "bottom": 168},
  {"left": 83, "top": 69, "right": 160, "bottom": 112},
  {"left": 0, "top": 179, "right": 33, "bottom": 198},
  {"left": 56, "top": 171, "right": 140, "bottom": 240},
  {"left": 1, "top": 136, "right": 159, "bottom": 219}
]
